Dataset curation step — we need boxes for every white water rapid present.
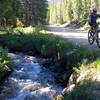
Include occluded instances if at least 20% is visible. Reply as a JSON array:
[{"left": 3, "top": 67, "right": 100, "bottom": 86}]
[{"left": 0, "top": 53, "right": 63, "bottom": 100}]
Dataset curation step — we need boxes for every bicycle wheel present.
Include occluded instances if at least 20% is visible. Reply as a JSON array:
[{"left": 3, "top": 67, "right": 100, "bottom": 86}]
[
  {"left": 96, "top": 32, "right": 100, "bottom": 48},
  {"left": 88, "top": 30, "right": 95, "bottom": 45}
]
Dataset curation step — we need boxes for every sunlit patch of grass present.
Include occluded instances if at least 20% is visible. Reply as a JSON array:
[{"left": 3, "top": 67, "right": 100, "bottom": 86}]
[
  {"left": 64, "top": 58, "right": 100, "bottom": 100},
  {"left": 92, "top": 59, "right": 100, "bottom": 70},
  {"left": 0, "top": 27, "right": 13, "bottom": 34},
  {"left": 73, "top": 64, "right": 86, "bottom": 75},
  {"left": 0, "top": 48, "right": 13, "bottom": 81},
  {"left": 0, "top": 31, "right": 7, "bottom": 34},
  {"left": 14, "top": 26, "right": 36, "bottom": 34},
  {"left": 73, "top": 58, "right": 100, "bottom": 78},
  {"left": 0, "top": 26, "right": 51, "bottom": 35},
  {"left": 14, "top": 26, "right": 50, "bottom": 35},
  {"left": 64, "top": 80, "right": 95, "bottom": 100}
]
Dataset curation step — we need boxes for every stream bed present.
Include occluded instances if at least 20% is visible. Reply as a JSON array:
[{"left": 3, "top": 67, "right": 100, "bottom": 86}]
[{"left": 0, "top": 53, "right": 63, "bottom": 100}]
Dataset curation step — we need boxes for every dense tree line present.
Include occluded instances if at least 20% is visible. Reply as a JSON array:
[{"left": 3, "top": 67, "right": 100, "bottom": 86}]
[
  {"left": 0, "top": 0, "right": 48, "bottom": 26},
  {"left": 49, "top": 0, "right": 100, "bottom": 25}
]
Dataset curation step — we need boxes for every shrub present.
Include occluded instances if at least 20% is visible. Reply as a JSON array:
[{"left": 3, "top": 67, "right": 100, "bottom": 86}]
[
  {"left": 92, "top": 59, "right": 100, "bottom": 70},
  {"left": 0, "top": 48, "right": 13, "bottom": 81}
]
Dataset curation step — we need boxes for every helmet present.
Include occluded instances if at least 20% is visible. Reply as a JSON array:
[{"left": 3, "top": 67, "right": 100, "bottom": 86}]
[
  {"left": 92, "top": 6, "right": 99, "bottom": 12},
  {"left": 93, "top": 8, "right": 97, "bottom": 12}
]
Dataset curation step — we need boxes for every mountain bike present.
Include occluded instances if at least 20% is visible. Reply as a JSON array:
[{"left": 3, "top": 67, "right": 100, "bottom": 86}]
[{"left": 88, "top": 26, "right": 100, "bottom": 48}]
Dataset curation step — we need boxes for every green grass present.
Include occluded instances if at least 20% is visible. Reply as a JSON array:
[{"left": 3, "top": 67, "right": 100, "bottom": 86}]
[
  {"left": 92, "top": 59, "right": 100, "bottom": 70},
  {"left": 0, "top": 48, "right": 13, "bottom": 82},
  {"left": 64, "top": 80, "right": 94, "bottom": 100},
  {"left": 0, "top": 26, "right": 50, "bottom": 35},
  {"left": 62, "top": 55, "right": 100, "bottom": 100}
]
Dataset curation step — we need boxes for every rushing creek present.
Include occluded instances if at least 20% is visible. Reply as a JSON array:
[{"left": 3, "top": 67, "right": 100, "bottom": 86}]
[{"left": 0, "top": 53, "right": 63, "bottom": 100}]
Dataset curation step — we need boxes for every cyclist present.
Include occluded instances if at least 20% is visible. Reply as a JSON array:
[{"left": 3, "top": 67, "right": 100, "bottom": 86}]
[{"left": 88, "top": 7, "right": 100, "bottom": 32}]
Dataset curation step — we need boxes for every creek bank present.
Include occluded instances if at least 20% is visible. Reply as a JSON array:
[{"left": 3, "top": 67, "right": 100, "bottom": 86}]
[
  {"left": 39, "top": 57, "right": 73, "bottom": 85},
  {"left": 56, "top": 65, "right": 100, "bottom": 100}
]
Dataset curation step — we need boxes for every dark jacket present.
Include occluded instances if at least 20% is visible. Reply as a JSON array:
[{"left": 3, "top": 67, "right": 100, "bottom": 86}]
[{"left": 88, "top": 12, "right": 100, "bottom": 26}]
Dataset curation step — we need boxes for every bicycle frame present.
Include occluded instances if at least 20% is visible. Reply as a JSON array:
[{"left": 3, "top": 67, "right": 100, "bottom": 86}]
[{"left": 88, "top": 25, "right": 100, "bottom": 48}]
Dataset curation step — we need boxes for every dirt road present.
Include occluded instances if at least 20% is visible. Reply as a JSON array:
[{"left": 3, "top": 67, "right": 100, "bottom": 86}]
[{"left": 47, "top": 25, "right": 99, "bottom": 49}]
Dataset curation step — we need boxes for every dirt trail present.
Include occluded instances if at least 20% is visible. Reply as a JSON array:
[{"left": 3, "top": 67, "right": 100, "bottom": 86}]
[{"left": 47, "top": 25, "right": 99, "bottom": 50}]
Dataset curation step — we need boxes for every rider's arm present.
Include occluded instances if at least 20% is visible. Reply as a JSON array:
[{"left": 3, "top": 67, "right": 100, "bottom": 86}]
[{"left": 96, "top": 14, "right": 100, "bottom": 18}]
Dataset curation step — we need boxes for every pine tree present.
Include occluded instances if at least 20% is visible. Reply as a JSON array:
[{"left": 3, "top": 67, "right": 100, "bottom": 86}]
[
  {"left": 66, "top": 0, "right": 73, "bottom": 22},
  {"left": 72, "top": 0, "right": 83, "bottom": 21},
  {"left": 61, "top": 0, "right": 67, "bottom": 23},
  {"left": 48, "top": 0, "right": 100, "bottom": 25},
  {"left": 49, "top": 0, "right": 59, "bottom": 24},
  {"left": 82, "top": 0, "right": 91, "bottom": 19},
  {"left": 91, "top": 0, "right": 99, "bottom": 6},
  {"left": 0, "top": 0, "right": 48, "bottom": 26}
]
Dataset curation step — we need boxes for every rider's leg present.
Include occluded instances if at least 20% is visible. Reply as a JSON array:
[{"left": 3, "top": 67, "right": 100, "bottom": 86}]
[
  {"left": 94, "top": 24, "right": 98, "bottom": 33},
  {"left": 90, "top": 26, "right": 95, "bottom": 32}
]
